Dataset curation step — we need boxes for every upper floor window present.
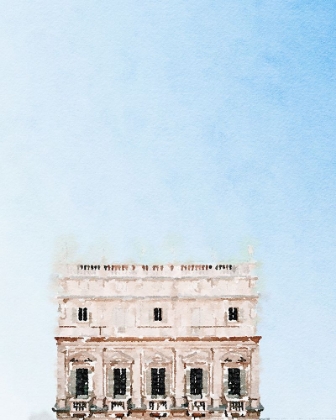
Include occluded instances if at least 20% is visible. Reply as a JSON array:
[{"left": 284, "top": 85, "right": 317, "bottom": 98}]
[
  {"left": 228, "top": 307, "right": 238, "bottom": 321},
  {"left": 78, "top": 307, "right": 88, "bottom": 322},
  {"left": 228, "top": 368, "right": 241, "bottom": 395},
  {"left": 151, "top": 368, "right": 165, "bottom": 395},
  {"left": 76, "top": 368, "right": 89, "bottom": 397},
  {"left": 190, "top": 368, "right": 203, "bottom": 395},
  {"left": 114, "top": 368, "right": 127, "bottom": 396},
  {"left": 154, "top": 307, "right": 162, "bottom": 321}
]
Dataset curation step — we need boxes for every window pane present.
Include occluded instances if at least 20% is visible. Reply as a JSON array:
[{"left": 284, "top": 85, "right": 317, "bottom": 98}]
[
  {"left": 83, "top": 307, "right": 88, "bottom": 321},
  {"left": 228, "top": 368, "right": 240, "bottom": 395},
  {"left": 151, "top": 368, "right": 165, "bottom": 395},
  {"left": 76, "top": 368, "right": 88, "bottom": 397},
  {"left": 158, "top": 368, "right": 165, "bottom": 395},
  {"left": 78, "top": 308, "right": 83, "bottom": 321},
  {"left": 154, "top": 308, "right": 162, "bottom": 321},
  {"left": 114, "top": 368, "right": 127, "bottom": 395},
  {"left": 229, "top": 307, "right": 238, "bottom": 321},
  {"left": 151, "top": 368, "right": 158, "bottom": 394},
  {"left": 190, "top": 368, "right": 203, "bottom": 395}
]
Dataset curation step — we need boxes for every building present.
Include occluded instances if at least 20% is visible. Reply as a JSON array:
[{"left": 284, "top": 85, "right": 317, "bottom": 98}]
[{"left": 53, "top": 263, "right": 263, "bottom": 419}]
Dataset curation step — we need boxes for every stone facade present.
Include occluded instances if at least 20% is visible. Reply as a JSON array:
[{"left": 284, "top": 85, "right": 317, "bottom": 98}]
[{"left": 53, "top": 263, "right": 263, "bottom": 419}]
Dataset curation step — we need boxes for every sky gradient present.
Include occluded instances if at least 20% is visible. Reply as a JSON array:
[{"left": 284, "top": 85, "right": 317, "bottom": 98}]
[{"left": 0, "top": 1, "right": 336, "bottom": 419}]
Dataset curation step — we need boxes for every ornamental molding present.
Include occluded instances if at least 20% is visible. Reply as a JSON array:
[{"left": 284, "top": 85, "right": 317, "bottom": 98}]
[
  {"left": 144, "top": 351, "right": 172, "bottom": 365},
  {"left": 182, "top": 350, "right": 211, "bottom": 364},
  {"left": 104, "top": 350, "right": 134, "bottom": 364}
]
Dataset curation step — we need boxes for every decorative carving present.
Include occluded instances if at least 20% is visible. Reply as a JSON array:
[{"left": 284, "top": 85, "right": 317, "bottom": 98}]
[
  {"left": 182, "top": 351, "right": 211, "bottom": 364},
  {"left": 144, "top": 351, "right": 172, "bottom": 365},
  {"left": 220, "top": 351, "right": 249, "bottom": 364},
  {"left": 67, "top": 351, "right": 96, "bottom": 363},
  {"left": 105, "top": 351, "right": 134, "bottom": 364}
]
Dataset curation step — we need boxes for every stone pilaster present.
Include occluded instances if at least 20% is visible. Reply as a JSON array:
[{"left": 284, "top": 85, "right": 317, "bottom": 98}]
[
  {"left": 56, "top": 346, "right": 66, "bottom": 408},
  {"left": 132, "top": 349, "right": 142, "bottom": 408},
  {"left": 250, "top": 346, "right": 260, "bottom": 408},
  {"left": 174, "top": 350, "right": 185, "bottom": 407},
  {"left": 211, "top": 349, "right": 222, "bottom": 408},
  {"left": 94, "top": 348, "right": 105, "bottom": 408}
]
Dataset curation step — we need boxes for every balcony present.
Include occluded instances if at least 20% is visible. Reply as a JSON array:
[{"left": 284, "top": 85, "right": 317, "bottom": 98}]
[
  {"left": 228, "top": 400, "right": 246, "bottom": 417},
  {"left": 148, "top": 399, "right": 169, "bottom": 417},
  {"left": 104, "top": 398, "right": 131, "bottom": 418},
  {"left": 69, "top": 398, "right": 91, "bottom": 417},
  {"left": 188, "top": 399, "right": 207, "bottom": 417}
]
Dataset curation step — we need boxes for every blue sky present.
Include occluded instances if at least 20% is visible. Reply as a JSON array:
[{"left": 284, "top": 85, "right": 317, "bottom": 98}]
[{"left": 0, "top": 1, "right": 336, "bottom": 418}]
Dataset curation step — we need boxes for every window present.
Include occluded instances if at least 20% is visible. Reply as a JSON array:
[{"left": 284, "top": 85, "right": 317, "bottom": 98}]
[
  {"left": 78, "top": 307, "right": 88, "bottom": 322},
  {"left": 228, "top": 307, "right": 238, "bottom": 321},
  {"left": 228, "top": 368, "right": 241, "bottom": 395},
  {"left": 154, "top": 307, "right": 162, "bottom": 321},
  {"left": 114, "top": 368, "right": 127, "bottom": 396},
  {"left": 76, "top": 368, "right": 89, "bottom": 397},
  {"left": 151, "top": 368, "right": 165, "bottom": 395},
  {"left": 190, "top": 368, "right": 203, "bottom": 395}
]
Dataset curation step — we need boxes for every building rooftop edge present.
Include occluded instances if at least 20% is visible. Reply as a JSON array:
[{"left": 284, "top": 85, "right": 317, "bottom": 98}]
[
  {"left": 55, "top": 335, "right": 262, "bottom": 343},
  {"left": 56, "top": 262, "right": 257, "bottom": 278}
]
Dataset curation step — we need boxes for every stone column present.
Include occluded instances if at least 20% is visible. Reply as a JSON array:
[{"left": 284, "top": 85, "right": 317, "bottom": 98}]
[
  {"left": 132, "top": 349, "right": 142, "bottom": 408},
  {"left": 212, "top": 349, "right": 222, "bottom": 408},
  {"left": 56, "top": 346, "right": 66, "bottom": 408},
  {"left": 174, "top": 350, "right": 185, "bottom": 407}
]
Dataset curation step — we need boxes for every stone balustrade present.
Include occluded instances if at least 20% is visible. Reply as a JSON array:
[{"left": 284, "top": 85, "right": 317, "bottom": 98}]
[{"left": 56, "top": 263, "right": 256, "bottom": 279}]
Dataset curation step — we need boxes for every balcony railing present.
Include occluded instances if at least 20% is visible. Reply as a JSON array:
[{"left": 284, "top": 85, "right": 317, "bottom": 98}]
[
  {"left": 228, "top": 400, "right": 245, "bottom": 412},
  {"left": 73, "top": 401, "right": 87, "bottom": 411},
  {"left": 187, "top": 399, "right": 207, "bottom": 417},
  {"left": 148, "top": 399, "right": 169, "bottom": 417},
  {"left": 111, "top": 401, "right": 126, "bottom": 411},
  {"left": 149, "top": 400, "right": 168, "bottom": 411},
  {"left": 64, "top": 396, "right": 247, "bottom": 417},
  {"left": 68, "top": 397, "right": 92, "bottom": 416},
  {"left": 192, "top": 401, "right": 206, "bottom": 411},
  {"left": 104, "top": 398, "right": 130, "bottom": 418},
  {"left": 69, "top": 399, "right": 91, "bottom": 417}
]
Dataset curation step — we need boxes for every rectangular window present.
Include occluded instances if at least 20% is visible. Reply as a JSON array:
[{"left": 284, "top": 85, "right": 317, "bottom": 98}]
[
  {"left": 78, "top": 307, "right": 88, "bottom": 322},
  {"left": 228, "top": 368, "right": 241, "bottom": 395},
  {"left": 114, "top": 368, "right": 127, "bottom": 396},
  {"left": 151, "top": 368, "right": 165, "bottom": 395},
  {"left": 76, "top": 368, "right": 89, "bottom": 397},
  {"left": 154, "top": 308, "right": 162, "bottom": 321},
  {"left": 228, "top": 307, "right": 238, "bottom": 321},
  {"left": 190, "top": 368, "right": 203, "bottom": 395}
]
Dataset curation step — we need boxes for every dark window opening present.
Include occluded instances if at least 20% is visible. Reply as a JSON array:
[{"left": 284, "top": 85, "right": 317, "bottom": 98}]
[
  {"left": 151, "top": 368, "right": 165, "bottom": 395},
  {"left": 76, "top": 368, "right": 89, "bottom": 397},
  {"left": 114, "top": 368, "right": 127, "bottom": 396},
  {"left": 190, "top": 368, "right": 203, "bottom": 395},
  {"left": 154, "top": 308, "right": 162, "bottom": 321},
  {"left": 228, "top": 368, "right": 241, "bottom": 395},
  {"left": 228, "top": 307, "right": 238, "bottom": 321},
  {"left": 78, "top": 307, "right": 88, "bottom": 321}
]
